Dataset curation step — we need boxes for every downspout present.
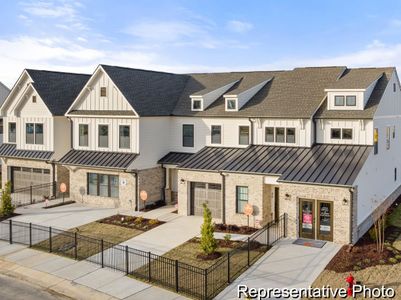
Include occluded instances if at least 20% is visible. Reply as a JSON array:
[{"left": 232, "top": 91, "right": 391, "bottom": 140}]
[
  {"left": 45, "top": 160, "right": 56, "bottom": 198},
  {"left": 248, "top": 118, "right": 254, "bottom": 145},
  {"left": 312, "top": 118, "right": 317, "bottom": 146},
  {"left": 349, "top": 187, "right": 354, "bottom": 245},
  {"left": 219, "top": 171, "right": 226, "bottom": 224},
  {"left": 124, "top": 169, "right": 139, "bottom": 211},
  {"left": 67, "top": 117, "right": 73, "bottom": 149},
  {"left": 161, "top": 164, "right": 166, "bottom": 204}
]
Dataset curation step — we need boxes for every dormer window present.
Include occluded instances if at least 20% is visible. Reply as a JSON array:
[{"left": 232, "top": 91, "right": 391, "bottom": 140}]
[
  {"left": 334, "top": 96, "right": 344, "bottom": 106},
  {"left": 191, "top": 99, "right": 202, "bottom": 111},
  {"left": 100, "top": 87, "right": 107, "bottom": 97},
  {"left": 346, "top": 96, "right": 356, "bottom": 106},
  {"left": 334, "top": 95, "right": 357, "bottom": 107},
  {"left": 226, "top": 98, "right": 237, "bottom": 111}
]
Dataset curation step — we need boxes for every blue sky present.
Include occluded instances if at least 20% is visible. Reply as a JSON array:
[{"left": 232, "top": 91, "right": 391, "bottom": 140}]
[{"left": 1, "top": 0, "right": 401, "bottom": 86}]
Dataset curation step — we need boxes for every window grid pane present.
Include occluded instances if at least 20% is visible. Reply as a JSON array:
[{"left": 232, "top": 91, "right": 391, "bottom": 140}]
[
  {"left": 265, "top": 127, "right": 274, "bottom": 142},
  {"left": 334, "top": 96, "right": 345, "bottom": 106},
  {"left": 183, "top": 125, "right": 194, "bottom": 147},
  {"left": 236, "top": 186, "right": 248, "bottom": 213},
  {"left": 79, "top": 124, "right": 88, "bottom": 147},
  {"left": 331, "top": 128, "right": 341, "bottom": 139},
  {"left": 26, "top": 123, "right": 34, "bottom": 144},
  {"left": 35, "top": 124, "right": 43, "bottom": 145},
  {"left": 211, "top": 125, "right": 221, "bottom": 144},
  {"left": 88, "top": 173, "right": 98, "bottom": 196},
  {"left": 239, "top": 126, "right": 249, "bottom": 145},
  {"left": 342, "top": 129, "right": 353, "bottom": 140},
  {"left": 98, "top": 125, "right": 109, "bottom": 148},
  {"left": 119, "top": 125, "right": 130, "bottom": 149},
  {"left": 286, "top": 128, "right": 296, "bottom": 143},
  {"left": 346, "top": 95, "right": 356, "bottom": 106},
  {"left": 9, "top": 123, "right": 16, "bottom": 143},
  {"left": 275, "top": 128, "right": 285, "bottom": 143}
]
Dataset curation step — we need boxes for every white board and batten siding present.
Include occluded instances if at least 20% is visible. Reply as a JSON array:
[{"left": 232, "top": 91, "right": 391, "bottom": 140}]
[
  {"left": 316, "top": 119, "right": 374, "bottom": 145},
  {"left": 71, "top": 69, "right": 133, "bottom": 112},
  {"left": 72, "top": 117, "right": 139, "bottom": 153}
]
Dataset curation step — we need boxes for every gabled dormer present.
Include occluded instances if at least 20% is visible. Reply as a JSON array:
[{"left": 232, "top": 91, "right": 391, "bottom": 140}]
[
  {"left": 325, "top": 69, "right": 384, "bottom": 111},
  {"left": 224, "top": 78, "right": 272, "bottom": 111},
  {"left": 190, "top": 80, "right": 239, "bottom": 111}
]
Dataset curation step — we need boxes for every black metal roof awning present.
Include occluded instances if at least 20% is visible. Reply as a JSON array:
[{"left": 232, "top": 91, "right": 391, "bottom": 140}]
[
  {"left": 179, "top": 144, "right": 372, "bottom": 186},
  {"left": 158, "top": 152, "right": 194, "bottom": 165},
  {"left": 0, "top": 143, "right": 54, "bottom": 161},
  {"left": 58, "top": 149, "right": 138, "bottom": 170}
]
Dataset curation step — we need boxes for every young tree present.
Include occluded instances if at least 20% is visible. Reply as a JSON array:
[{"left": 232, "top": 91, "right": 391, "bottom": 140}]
[
  {"left": 1, "top": 181, "right": 14, "bottom": 216},
  {"left": 200, "top": 203, "right": 217, "bottom": 255}
]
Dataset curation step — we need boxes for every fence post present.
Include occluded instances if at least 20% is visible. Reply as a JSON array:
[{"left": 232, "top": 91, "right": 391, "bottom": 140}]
[
  {"left": 101, "top": 239, "right": 104, "bottom": 268},
  {"left": 125, "top": 245, "right": 129, "bottom": 275},
  {"left": 49, "top": 227, "right": 52, "bottom": 253},
  {"left": 204, "top": 268, "right": 208, "bottom": 300},
  {"left": 175, "top": 260, "right": 179, "bottom": 292},
  {"left": 227, "top": 252, "right": 230, "bottom": 284},
  {"left": 247, "top": 237, "right": 250, "bottom": 266},
  {"left": 284, "top": 213, "right": 287, "bottom": 238},
  {"left": 9, "top": 220, "right": 12, "bottom": 244},
  {"left": 74, "top": 232, "right": 78, "bottom": 260},
  {"left": 29, "top": 223, "right": 32, "bottom": 247},
  {"left": 148, "top": 251, "right": 151, "bottom": 281},
  {"left": 30, "top": 185, "right": 33, "bottom": 204}
]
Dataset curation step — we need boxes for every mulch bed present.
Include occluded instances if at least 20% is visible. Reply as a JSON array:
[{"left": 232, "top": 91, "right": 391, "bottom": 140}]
[
  {"left": 189, "top": 237, "right": 263, "bottom": 250},
  {"left": 98, "top": 214, "right": 164, "bottom": 231},
  {"left": 0, "top": 213, "right": 20, "bottom": 222},
  {"left": 214, "top": 223, "right": 258, "bottom": 234},
  {"left": 196, "top": 252, "right": 222, "bottom": 260},
  {"left": 43, "top": 200, "right": 75, "bottom": 209}
]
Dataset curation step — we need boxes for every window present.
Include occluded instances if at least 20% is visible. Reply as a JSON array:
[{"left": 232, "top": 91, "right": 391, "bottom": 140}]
[
  {"left": 334, "top": 95, "right": 345, "bottom": 106},
  {"left": 79, "top": 124, "right": 88, "bottom": 147},
  {"left": 226, "top": 99, "right": 237, "bottom": 110},
  {"left": 331, "top": 128, "right": 341, "bottom": 139},
  {"left": 87, "top": 173, "right": 119, "bottom": 198},
  {"left": 394, "top": 83, "right": 397, "bottom": 92},
  {"left": 192, "top": 100, "right": 202, "bottom": 110},
  {"left": 211, "top": 125, "right": 221, "bottom": 144},
  {"left": 183, "top": 124, "right": 194, "bottom": 147},
  {"left": 100, "top": 87, "right": 107, "bottom": 97},
  {"left": 265, "top": 127, "right": 274, "bottom": 143},
  {"left": 26, "top": 123, "right": 34, "bottom": 144},
  {"left": 8, "top": 122, "right": 16, "bottom": 143},
  {"left": 239, "top": 126, "right": 249, "bottom": 145},
  {"left": 374, "top": 128, "right": 379, "bottom": 155},
  {"left": 275, "top": 128, "right": 285, "bottom": 143},
  {"left": 395, "top": 168, "right": 397, "bottom": 181},
  {"left": 98, "top": 125, "right": 109, "bottom": 148},
  {"left": 236, "top": 186, "right": 249, "bottom": 213},
  {"left": 342, "top": 128, "right": 353, "bottom": 140},
  {"left": 35, "top": 124, "right": 43, "bottom": 144},
  {"left": 0, "top": 119, "right": 3, "bottom": 135},
  {"left": 32, "top": 96, "right": 36, "bottom": 103},
  {"left": 119, "top": 125, "right": 130, "bottom": 149},
  {"left": 286, "top": 128, "right": 296, "bottom": 143},
  {"left": 346, "top": 95, "right": 356, "bottom": 106}
]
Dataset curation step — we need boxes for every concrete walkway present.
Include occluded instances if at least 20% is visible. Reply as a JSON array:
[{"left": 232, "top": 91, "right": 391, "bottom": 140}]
[
  {"left": 215, "top": 238, "right": 340, "bottom": 299},
  {"left": 0, "top": 241, "right": 188, "bottom": 300}
]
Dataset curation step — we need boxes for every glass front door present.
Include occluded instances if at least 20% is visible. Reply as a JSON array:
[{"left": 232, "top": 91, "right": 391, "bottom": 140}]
[
  {"left": 299, "top": 199, "right": 315, "bottom": 239},
  {"left": 317, "top": 201, "right": 333, "bottom": 241}
]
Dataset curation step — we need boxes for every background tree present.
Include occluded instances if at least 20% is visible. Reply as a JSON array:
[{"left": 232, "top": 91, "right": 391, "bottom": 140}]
[
  {"left": 200, "top": 203, "right": 217, "bottom": 255},
  {"left": 1, "top": 181, "right": 14, "bottom": 216}
]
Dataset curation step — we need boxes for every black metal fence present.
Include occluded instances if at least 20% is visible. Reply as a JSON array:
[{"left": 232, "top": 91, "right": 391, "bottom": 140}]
[
  {"left": 11, "top": 181, "right": 63, "bottom": 207},
  {"left": 0, "top": 214, "right": 287, "bottom": 300}
]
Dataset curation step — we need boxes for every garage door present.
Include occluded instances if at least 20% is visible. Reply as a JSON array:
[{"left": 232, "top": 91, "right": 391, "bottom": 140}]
[
  {"left": 190, "top": 182, "right": 222, "bottom": 219},
  {"left": 12, "top": 167, "right": 51, "bottom": 190}
]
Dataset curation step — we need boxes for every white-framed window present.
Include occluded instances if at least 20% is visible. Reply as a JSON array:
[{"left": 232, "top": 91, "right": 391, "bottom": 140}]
[
  {"left": 119, "top": 125, "right": 130, "bottom": 149},
  {"left": 26, "top": 123, "right": 43, "bottom": 145},
  {"left": 88, "top": 173, "right": 119, "bottom": 198},
  {"left": 346, "top": 95, "right": 356, "bottom": 106},
  {"left": 100, "top": 87, "right": 107, "bottom": 97},
  {"left": 191, "top": 99, "right": 202, "bottom": 111},
  {"left": 342, "top": 128, "right": 353, "bottom": 140},
  {"left": 331, "top": 128, "right": 353, "bottom": 140},
  {"left": 286, "top": 128, "right": 296, "bottom": 143},
  {"left": 334, "top": 95, "right": 357, "bottom": 107},
  {"left": 239, "top": 126, "right": 249, "bottom": 145},
  {"left": 265, "top": 127, "right": 274, "bottom": 142},
  {"left": 265, "top": 126, "right": 296, "bottom": 144},
  {"left": 334, "top": 96, "right": 345, "bottom": 106},
  {"left": 226, "top": 98, "right": 237, "bottom": 111},
  {"left": 236, "top": 186, "right": 248, "bottom": 213},
  {"left": 79, "top": 124, "right": 89, "bottom": 147},
  {"left": 211, "top": 125, "right": 221, "bottom": 144},
  {"left": 8, "top": 122, "right": 16, "bottom": 143},
  {"left": 32, "top": 95, "right": 37, "bottom": 103},
  {"left": 98, "top": 124, "right": 109, "bottom": 148},
  {"left": 331, "top": 128, "right": 341, "bottom": 139},
  {"left": 183, "top": 124, "right": 194, "bottom": 147},
  {"left": 275, "top": 128, "right": 285, "bottom": 143}
]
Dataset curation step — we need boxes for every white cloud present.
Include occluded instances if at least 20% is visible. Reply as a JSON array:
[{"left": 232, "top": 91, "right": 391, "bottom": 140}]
[
  {"left": 226, "top": 20, "right": 253, "bottom": 33},
  {"left": 21, "top": 0, "right": 77, "bottom": 18}
]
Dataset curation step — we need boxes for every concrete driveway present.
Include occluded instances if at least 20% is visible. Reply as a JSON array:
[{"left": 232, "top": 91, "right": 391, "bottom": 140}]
[{"left": 216, "top": 238, "right": 340, "bottom": 299}]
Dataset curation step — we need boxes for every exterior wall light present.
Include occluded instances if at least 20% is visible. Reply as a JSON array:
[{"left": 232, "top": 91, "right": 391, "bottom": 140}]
[
  {"left": 180, "top": 178, "right": 185, "bottom": 184},
  {"left": 343, "top": 198, "right": 348, "bottom": 205}
]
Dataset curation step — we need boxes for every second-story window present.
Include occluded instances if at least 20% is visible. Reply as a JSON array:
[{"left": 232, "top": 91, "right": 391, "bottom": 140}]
[
  {"left": 286, "top": 128, "right": 296, "bottom": 143},
  {"left": 331, "top": 128, "right": 353, "bottom": 140},
  {"left": 192, "top": 100, "right": 202, "bottom": 110},
  {"left": 239, "top": 126, "right": 249, "bottom": 145},
  {"left": 331, "top": 128, "right": 341, "bottom": 139},
  {"left": 119, "top": 125, "right": 130, "bottom": 149},
  {"left": 183, "top": 124, "right": 194, "bottom": 147},
  {"left": 265, "top": 127, "right": 274, "bottom": 142},
  {"left": 334, "top": 96, "right": 345, "bottom": 106},
  {"left": 211, "top": 125, "right": 221, "bottom": 144},
  {"left": 26, "top": 123, "right": 43, "bottom": 145},
  {"left": 79, "top": 124, "right": 89, "bottom": 147},
  {"left": 346, "top": 96, "right": 356, "bottom": 106},
  {"left": 226, "top": 99, "right": 237, "bottom": 111},
  {"left": 275, "top": 128, "right": 285, "bottom": 143},
  {"left": 8, "top": 122, "right": 16, "bottom": 143},
  {"left": 98, "top": 125, "right": 109, "bottom": 148},
  {"left": 100, "top": 87, "right": 107, "bottom": 97}
]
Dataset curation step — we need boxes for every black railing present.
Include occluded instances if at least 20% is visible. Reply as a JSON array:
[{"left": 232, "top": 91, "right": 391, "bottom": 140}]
[
  {"left": 11, "top": 181, "right": 61, "bottom": 207},
  {"left": 0, "top": 214, "right": 287, "bottom": 300}
]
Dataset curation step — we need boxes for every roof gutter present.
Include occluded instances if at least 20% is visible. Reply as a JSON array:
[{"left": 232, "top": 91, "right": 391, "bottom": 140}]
[{"left": 248, "top": 118, "right": 255, "bottom": 145}]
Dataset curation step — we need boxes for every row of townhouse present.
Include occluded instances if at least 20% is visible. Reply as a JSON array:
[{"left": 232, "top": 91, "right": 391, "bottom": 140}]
[{"left": 1, "top": 65, "right": 400, "bottom": 245}]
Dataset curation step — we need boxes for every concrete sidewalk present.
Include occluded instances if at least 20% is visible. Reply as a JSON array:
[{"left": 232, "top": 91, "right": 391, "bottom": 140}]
[
  {"left": 215, "top": 238, "right": 340, "bottom": 299},
  {"left": 0, "top": 241, "right": 188, "bottom": 300}
]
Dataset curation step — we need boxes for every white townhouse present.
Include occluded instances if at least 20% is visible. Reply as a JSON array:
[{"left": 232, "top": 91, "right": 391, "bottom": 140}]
[
  {"left": 0, "top": 69, "right": 89, "bottom": 194},
  {"left": 0, "top": 82, "right": 10, "bottom": 145},
  {"left": 1, "top": 64, "right": 400, "bottom": 245}
]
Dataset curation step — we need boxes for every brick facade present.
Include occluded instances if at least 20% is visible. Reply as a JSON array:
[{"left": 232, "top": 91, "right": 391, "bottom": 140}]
[{"left": 137, "top": 166, "right": 164, "bottom": 210}]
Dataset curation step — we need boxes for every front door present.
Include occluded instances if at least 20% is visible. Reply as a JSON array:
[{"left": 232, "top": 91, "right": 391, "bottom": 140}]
[
  {"left": 299, "top": 199, "right": 315, "bottom": 239},
  {"left": 317, "top": 201, "right": 333, "bottom": 241}
]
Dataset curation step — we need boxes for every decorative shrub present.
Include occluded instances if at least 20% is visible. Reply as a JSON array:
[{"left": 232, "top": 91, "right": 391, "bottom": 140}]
[
  {"left": 149, "top": 219, "right": 159, "bottom": 226},
  {"left": 200, "top": 203, "right": 217, "bottom": 255},
  {"left": 1, "top": 181, "right": 14, "bottom": 216},
  {"left": 224, "top": 233, "right": 232, "bottom": 242}
]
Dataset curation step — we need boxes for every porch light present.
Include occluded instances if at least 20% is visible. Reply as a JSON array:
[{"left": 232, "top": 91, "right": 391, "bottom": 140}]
[
  {"left": 180, "top": 178, "right": 185, "bottom": 184},
  {"left": 343, "top": 198, "right": 348, "bottom": 205},
  {"left": 285, "top": 193, "right": 290, "bottom": 200}
]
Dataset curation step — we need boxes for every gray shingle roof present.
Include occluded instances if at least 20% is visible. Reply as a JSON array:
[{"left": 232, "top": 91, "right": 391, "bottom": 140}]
[
  {"left": 101, "top": 65, "right": 189, "bottom": 116},
  {"left": 26, "top": 69, "right": 90, "bottom": 116},
  {"left": 0, "top": 143, "right": 53, "bottom": 160},
  {"left": 179, "top": 144, "right": 371, "bottom": 186},
  {"left": 315, "top": 68, "right": 394, "bottom": 119},
  {"left": 158, "top": 152, "right": 194, "bottom": 165},
  {"left": 58, "top": 149, "right": 137, "bottom": 169},
  {"left": 327, "top": 68, "right": 392, "bottom": 89}
]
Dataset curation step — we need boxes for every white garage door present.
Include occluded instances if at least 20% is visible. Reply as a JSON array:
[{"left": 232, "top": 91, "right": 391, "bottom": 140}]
[
  {"left": 12, "top": 167, "right": 51, "bottom": 190},
  {"left": 191, "top": 182, "right": 222, "bottom": 219}
]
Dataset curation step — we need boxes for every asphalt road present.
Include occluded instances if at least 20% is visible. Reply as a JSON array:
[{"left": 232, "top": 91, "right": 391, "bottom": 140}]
[{"left": 0, "top": 273, "right": 69, "bottom": 300}]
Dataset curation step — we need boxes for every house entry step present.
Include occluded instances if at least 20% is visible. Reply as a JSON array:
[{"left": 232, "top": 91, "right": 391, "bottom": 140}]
[{"left": 293, "top": 238, "right": 327, "bottom": 248}]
